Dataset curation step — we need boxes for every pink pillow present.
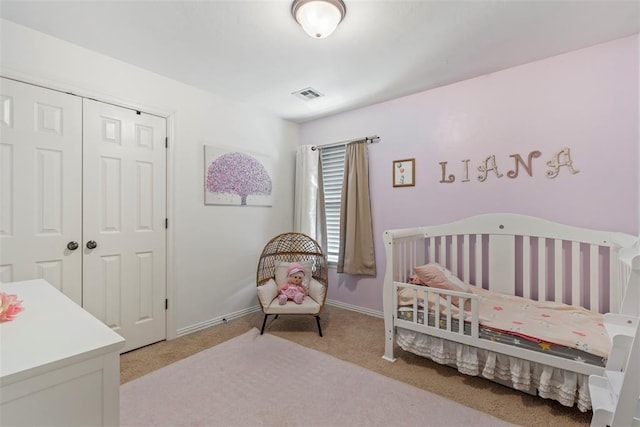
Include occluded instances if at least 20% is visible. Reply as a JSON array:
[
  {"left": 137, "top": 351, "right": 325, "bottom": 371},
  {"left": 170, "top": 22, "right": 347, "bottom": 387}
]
[{"left": 413, "top": 263, "right": 470, "bottom": 306}]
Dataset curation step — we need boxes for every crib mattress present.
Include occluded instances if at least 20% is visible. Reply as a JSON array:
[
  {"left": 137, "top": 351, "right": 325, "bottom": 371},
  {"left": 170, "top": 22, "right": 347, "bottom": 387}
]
[{"left": 397, "top": 307, "right": 605, "bottom": 367}]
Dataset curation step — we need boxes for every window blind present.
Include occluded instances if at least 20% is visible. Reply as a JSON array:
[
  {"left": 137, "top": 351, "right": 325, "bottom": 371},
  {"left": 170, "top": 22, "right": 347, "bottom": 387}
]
[{"left": 320, "top": 145, "right": 346, "bottom": 263}]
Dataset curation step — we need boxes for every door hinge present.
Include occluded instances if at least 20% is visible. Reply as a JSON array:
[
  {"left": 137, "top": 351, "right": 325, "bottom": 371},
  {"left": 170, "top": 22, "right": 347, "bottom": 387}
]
[
  {"left": 165, "top": 299, "right": 168, "bottom": 310},
  {"left": 165, "top": 137, "right": 168, "bottom": 148},
  {"left": 165, "top": 218, "right": 168, "bottom": 229}
]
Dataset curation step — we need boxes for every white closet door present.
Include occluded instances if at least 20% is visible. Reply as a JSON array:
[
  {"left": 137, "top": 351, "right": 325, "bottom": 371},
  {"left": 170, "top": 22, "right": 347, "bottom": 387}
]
[
  {"left": 0, "top": 78, "right": 83, "bottom": 303},
  {"left": 82, "top": 99, "right": 167, "bottom": 353}
]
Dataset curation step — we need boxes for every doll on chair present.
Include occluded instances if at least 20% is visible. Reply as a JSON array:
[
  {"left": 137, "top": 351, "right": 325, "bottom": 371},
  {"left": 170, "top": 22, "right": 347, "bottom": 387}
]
[{"left": 278, "top": 263, "right": 307, "bottom": 305}]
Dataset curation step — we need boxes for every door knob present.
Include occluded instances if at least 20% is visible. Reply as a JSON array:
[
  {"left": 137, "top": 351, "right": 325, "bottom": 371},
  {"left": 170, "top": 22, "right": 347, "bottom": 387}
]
[
  {"left": 67, "top": 241, "right": 79, "bottom": 251},
  {"left": 86, "top": 240, "right": 98, "bottom": 250}
]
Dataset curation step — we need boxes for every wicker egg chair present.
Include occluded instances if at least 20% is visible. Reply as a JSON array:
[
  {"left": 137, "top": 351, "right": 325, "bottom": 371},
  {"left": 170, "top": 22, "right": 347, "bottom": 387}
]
[{"left": 256, "top": 232, "right": 328, "bottom": 336}]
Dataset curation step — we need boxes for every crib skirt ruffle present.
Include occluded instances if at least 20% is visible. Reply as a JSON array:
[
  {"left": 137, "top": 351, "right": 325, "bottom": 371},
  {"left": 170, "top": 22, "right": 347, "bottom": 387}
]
[{"left": 396, "top": 328, "right": 591, "bottom": 412}]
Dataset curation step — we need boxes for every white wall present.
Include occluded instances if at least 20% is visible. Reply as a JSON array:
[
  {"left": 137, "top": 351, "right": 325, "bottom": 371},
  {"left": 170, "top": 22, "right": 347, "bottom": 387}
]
[{"left": 0, "top": 19, "right": 298, "bottom": 335}]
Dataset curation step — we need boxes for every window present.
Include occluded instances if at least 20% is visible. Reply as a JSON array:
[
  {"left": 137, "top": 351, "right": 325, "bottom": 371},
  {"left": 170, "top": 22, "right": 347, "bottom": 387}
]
[{"left": 320, "top": 145, "right": 346, "bottom": 264}]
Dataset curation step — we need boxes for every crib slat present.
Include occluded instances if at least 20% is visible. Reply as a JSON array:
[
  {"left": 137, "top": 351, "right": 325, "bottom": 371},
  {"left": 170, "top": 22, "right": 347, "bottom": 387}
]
[
  {"left": 396, "top": 243, "right": 402, "bottom": 282},
  {"left": 411, "top": 240, "right": 417, "bottom": 279},
  {"left": 434, "top": 290, "right": 440, "bottom": 328},
  {"left": 571, "top": 241, "right": 580, "bottom": 306},
  {"left": 475, "top": 234, "right": 483, "bottom": 287},
  {"left": 554, "top": 239, "right": 563, "bottom": 303},
  {"left": 412, "top": 288, "right": 418, "bottom": 323},
  {"left": 398, "top": 244, "right": 405, "bottom": 282},
  {"left": 410, "top": 240, "right": 415, "bottom": 276},
  {"left": 451, "top": 235, "right": 458, "bottom": 275},
  {"left": 589, "top": 244, "right": 599, "bottom": 312},
  {"left": 400, "top": 241, "right": 406, "bottom": 281},
  {"left": 413, "top": 239, "right": 420, "bottom": 277},
  {"left": 523, "top": 236, "right": 531, "bottom": 299},
  {"left": 538, "top": 237, "right": 546, "bottom": 301},
  {"left": 439, "top": 237, "right": 447, "bottom": 266},
  {"left": 428, "top": 237, "right": 436, "bottom": 263},
  {"left": 470, "top": 298, "right": 479, "bottom": 339},
  {"left": 463, "top": 234, "right": 470, "bottom": 283},
  {"left": 404, "top": 243, "right": 410, "bottom": 282},
  {"left": 608, "top": 247, "right": 617, "bottom": 314}
]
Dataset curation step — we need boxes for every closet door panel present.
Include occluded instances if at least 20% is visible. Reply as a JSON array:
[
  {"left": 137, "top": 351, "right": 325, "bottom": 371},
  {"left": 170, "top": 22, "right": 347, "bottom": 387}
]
[
  {"left": 82, "top": 99, "right": 166, "bottom": 353},
  {"left": 0, "top": 78, "right": 82, "bottom": 303}
]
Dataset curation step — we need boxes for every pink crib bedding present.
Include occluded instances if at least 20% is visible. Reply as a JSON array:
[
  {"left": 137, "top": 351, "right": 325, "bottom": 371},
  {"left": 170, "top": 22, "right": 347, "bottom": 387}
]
[
  {"left": 470, "top": 286, "right": 609, "bottom": 358},
  {"left": 398, "top": 284, "right": 610, "bottom": 359}
]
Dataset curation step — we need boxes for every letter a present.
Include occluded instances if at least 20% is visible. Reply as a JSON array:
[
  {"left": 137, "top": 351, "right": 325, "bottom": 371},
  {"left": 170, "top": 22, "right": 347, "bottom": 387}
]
[
  {"left": 546, "top": 148, "right": 580, "bottom": 178},
  {"left": 478, "top": 155, "right": 503, "bottom": 182}
]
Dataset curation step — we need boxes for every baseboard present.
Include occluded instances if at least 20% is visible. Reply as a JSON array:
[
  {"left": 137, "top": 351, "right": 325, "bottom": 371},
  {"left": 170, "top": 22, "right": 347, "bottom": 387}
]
[
  {"left": 175, "top": 305, "right": 262, "bottom": 337},
  {"left": 326, "top": 299, "right": 383, "bottom": 318},
  {"left": 175, "top": 300, "right": 382, "bottom": 338}
]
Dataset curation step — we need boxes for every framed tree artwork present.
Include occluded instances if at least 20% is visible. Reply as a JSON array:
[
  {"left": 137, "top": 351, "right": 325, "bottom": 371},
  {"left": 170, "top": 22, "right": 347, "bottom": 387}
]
[
  {"left": 393, "top": 158, "right": 415, "bottom": 187},
  {"left": 204, "top": 145, "right": 274, "bottom": 206}
]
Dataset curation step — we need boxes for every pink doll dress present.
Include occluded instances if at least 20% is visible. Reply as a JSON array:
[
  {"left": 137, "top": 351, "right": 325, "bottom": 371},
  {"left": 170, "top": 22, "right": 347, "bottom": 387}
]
[{"left": 278, "top": 282, "right": 305, "bottom": 305}]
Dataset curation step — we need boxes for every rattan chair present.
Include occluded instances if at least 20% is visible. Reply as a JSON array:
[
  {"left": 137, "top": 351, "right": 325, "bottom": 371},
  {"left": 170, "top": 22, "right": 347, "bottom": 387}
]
[{"left": 256, "top": 232, "right": 328, "bottom": 336}]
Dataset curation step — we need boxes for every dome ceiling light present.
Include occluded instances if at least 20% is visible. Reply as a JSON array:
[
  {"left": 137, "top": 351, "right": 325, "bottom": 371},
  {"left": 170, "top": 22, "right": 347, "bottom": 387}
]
[{"left": 291, "top": 0, "right": 346, "bottom": 39}]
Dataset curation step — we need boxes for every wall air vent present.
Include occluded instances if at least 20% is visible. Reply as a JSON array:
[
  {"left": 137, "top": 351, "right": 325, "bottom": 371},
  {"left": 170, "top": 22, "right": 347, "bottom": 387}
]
[{"left": 292, "top": 87, "right": 324, "bottom": 101}]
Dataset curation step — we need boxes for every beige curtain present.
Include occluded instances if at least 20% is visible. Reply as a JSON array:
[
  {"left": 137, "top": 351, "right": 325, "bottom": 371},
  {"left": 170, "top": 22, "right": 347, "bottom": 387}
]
[{"left": 337, "top": 140, "right": 376, "bottom": 275}]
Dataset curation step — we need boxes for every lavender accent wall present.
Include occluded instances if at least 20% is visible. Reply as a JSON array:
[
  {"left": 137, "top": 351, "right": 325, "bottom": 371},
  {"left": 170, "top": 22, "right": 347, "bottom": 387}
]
[{"left": 299, "top": 35, "right": 639, "bottom": 313}]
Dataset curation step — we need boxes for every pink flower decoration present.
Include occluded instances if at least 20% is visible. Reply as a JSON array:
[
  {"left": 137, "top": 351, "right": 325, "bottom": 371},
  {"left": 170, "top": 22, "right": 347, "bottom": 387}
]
[
  {"left": 493, "top": 306, "right": 504, "bottom": 311},
  {"left": 541, "top": 314, "right": 551, "bottom": 318},
  {"left": 0, "top": 292, "right": 24, "bottom": 322},
  {"left": 572, "top": 331, "right": 586, "bottom": 337}
]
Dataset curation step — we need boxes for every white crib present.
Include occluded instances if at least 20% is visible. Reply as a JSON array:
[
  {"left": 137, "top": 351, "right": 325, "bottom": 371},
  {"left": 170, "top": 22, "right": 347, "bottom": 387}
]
[{"left": 382, "top": 213, "right": 639, "bottom": 411}]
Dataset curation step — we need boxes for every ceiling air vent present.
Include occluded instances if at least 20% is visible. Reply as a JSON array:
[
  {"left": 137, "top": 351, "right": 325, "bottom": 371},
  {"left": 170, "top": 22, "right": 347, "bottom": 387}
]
[{"left": 292, "top": 87, "right": 324, "bottom": 101}]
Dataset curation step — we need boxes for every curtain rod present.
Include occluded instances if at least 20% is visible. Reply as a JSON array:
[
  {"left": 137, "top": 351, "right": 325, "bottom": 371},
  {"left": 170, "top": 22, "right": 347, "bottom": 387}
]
[{"left": 311, "top": 135, "right": 380, "bottom": 151}]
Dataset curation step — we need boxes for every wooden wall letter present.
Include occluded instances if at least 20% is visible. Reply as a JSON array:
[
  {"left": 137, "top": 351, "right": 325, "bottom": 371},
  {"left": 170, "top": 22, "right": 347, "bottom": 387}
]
[
  {"left": 461, "top": 159, "right": 471, "bottom": 182},
  {"left": 546, "top": 148, "right": 580, "bottom": 178},
  {"left": 477, "top": 155, "right": 503, "bottom": 182},
  {"left": 507, "top": 150, "right": 542, "bottom": 178},
  {"left": 439, "top": 162, "right": 455, "bottom": 183}
]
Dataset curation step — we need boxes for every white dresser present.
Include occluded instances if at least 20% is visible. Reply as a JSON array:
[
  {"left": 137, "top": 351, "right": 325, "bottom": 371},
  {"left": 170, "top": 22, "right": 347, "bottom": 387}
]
[{"left": 0, "top": 279, "right": 125, "bottom": 426}]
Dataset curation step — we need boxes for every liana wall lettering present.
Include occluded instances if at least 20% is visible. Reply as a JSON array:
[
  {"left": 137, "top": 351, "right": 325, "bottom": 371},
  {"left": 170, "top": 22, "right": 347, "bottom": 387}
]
[{"left": 439, "top": 148, "right": 579, "bottom": 184}]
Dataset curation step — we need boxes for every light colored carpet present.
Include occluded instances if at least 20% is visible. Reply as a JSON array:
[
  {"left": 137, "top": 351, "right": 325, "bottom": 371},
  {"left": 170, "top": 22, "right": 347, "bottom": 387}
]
[{"left": 120, "top": 328, "right": 515, "bottom": 427}]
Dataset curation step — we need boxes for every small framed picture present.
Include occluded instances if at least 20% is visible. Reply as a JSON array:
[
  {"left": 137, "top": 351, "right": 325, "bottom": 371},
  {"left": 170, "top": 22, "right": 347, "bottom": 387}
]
[{"left": 393, "top": 158, "right": 415, "bottom": 187}]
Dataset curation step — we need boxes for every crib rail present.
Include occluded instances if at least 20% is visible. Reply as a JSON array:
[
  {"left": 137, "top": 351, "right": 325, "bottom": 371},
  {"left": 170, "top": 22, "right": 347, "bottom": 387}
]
[{"left": 393, "top": 281, "right": 480, "bottom": 338}]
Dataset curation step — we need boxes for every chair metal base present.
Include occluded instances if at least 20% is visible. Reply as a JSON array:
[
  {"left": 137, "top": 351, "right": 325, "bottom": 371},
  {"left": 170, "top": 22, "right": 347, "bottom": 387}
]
[{"left": 260, "top": 314, "right": 322, "bottom": 337}]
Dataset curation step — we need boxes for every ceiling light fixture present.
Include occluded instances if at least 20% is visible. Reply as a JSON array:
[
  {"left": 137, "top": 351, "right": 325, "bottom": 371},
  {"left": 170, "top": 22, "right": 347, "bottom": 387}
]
[{"left": 292, "top": 0, "right": 346, "bottom": 39}]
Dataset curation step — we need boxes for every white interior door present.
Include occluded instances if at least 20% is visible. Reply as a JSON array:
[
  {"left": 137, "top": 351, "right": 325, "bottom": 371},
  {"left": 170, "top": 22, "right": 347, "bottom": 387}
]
[
  {"left": 0, "top": 77, "right": 83, "bottom": 303},
  {"left": 82, "top": 99, "right": 167, "bottom": 353}
]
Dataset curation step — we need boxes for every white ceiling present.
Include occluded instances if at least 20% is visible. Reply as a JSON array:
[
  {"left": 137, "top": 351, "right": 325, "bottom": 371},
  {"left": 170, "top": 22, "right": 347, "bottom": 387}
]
[{"left": 1, "top": 1, "right": 639, "bottom": 123}]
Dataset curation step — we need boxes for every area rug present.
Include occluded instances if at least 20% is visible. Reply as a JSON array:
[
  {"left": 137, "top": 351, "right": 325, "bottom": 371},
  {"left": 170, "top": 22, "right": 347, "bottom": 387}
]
[{"left": 120, "top": 328, "right": 515, "bottom": 426}]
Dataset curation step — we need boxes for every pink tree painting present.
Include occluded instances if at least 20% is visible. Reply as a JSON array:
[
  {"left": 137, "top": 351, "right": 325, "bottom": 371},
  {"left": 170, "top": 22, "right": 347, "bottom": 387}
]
[{"left": 205, "top": 149, "right": 273, "bottom": 206}]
